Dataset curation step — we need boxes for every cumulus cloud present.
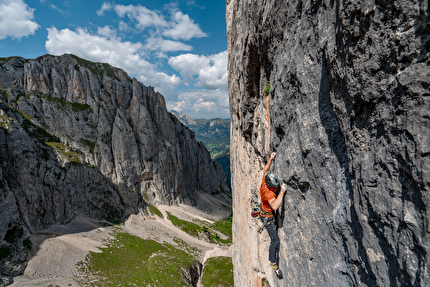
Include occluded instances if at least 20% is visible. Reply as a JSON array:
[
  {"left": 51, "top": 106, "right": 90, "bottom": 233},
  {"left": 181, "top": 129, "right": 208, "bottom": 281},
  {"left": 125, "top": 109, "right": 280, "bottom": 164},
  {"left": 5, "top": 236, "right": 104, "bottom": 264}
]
[
  {"left": 118, "top": 21, "right": 128, "bottom": 31},
  {"left": 97, "top": 25, "right": 116, "bottom": 39},
  {"left": 169, "top": 51, "right": 228, "bottom": 90},
  {"left": 114, "top": 4, "right": 167, "bottom": 30},
  {"left": 98, "top": 3, "right": 206, "bottom": 42},
  {"left": 46, "top": 27, "right": 149, "bottom": 74},
  {"left": 96, "top": 2, "right": 112, "bottom": 16},
  {"left": 167, "top": 50, "right": 229, "bottom": 117},
  {"left": 168, "top": 89, "right": 230, "bottom": 119},
  {"left": 163, "top": 10, "right": 207, "bottom": 41},
  {"left": 0, "top": 0, "right": 39, "bottom": 40},
  {"left": 139, "top": 72, "right": 181, "bottom": 101},
  {"left": 144, "top": 37, "right": 192, "bottom": 52}
]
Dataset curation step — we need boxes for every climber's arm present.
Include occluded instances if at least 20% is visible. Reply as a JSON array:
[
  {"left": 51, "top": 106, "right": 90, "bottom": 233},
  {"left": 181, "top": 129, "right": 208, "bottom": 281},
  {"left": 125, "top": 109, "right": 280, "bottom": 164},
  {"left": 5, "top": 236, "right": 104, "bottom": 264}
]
[
  {"left": 268, "top": 183, "right": 287, "bottom": 211},
  {"left": 263, "top": 152, "right": 276, "bottom": 176}
]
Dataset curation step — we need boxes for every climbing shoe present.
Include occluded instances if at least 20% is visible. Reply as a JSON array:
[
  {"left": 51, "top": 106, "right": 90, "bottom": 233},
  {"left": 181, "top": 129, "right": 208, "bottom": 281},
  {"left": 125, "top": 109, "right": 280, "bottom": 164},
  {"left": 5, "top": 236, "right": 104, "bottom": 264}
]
[{"left": 270, "top": 262, "right": 283, "bottom": 279}]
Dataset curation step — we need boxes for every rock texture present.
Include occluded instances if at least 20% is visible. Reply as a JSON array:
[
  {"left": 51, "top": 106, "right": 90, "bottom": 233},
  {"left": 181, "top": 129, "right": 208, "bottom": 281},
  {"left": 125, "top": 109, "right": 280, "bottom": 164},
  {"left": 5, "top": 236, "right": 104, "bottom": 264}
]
[
  {"left": 0, "top": 54, "right": 229, "bottom": 284},
  {"left": 171, "top": 110, "right": 231, "bottom": 186},
  {"left": 227, "top": 0, "right": 429, "bottom": 286}
]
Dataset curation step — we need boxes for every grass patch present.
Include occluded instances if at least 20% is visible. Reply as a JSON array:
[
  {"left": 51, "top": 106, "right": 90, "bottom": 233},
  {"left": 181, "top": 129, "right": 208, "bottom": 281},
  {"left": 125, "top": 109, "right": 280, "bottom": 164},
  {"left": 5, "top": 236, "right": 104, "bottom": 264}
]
[
  {"left": 0, "top": 57, "right": 13, "bottom": 66},
  {"left": 167, "top": 212, "right": 232, "bottom": 245},
  {"left": 0, "top": 115, "right": 9, "bottom": 129},
  {"left": 263, "top": 82, "right": 270, "bottom": 96},
  {"left": 21, "top": 119, "right": 58, "bottom": 143},
  {"left": 173, "top": 237, "right": 202, "bottom": 258},
  {"left": 17, "top": 109, "right": 32, "bottom": 122},
  {"left": 72, "top": 55, "right": 121, "bottom": 82},
  {"left": 149, "top": 205, "right": 164, "bottom": 219},
  {"left": 79, "top": 138, "right": 96, "bottom": 153},
  {"left": 78, "top": 232, "right": 197, "bottom": 286},
  {"left": 167, "top": 212, "right": 206, "bottom": 238},
  {"left": 211, "top": 216, "right": 232, "bottom": 244},
  {"left": 0, "top": 90, "right": 8, "bottom": 101},
  {"left": 45, "top": 142, "right": 81, "bottom": 164},
  {"left": 261, "top": 277, "right": 271, "bottom": 286},
  {"left": 42, "top": 94, "right": 92, "bottom": 112},
  {"left": 201, "top": 256, "right": 233, "bottom": 287}
]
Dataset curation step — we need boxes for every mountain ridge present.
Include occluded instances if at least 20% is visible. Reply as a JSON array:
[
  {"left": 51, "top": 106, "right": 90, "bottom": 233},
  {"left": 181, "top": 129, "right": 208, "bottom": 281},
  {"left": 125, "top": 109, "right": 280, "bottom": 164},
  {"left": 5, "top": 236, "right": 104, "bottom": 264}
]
[
  {"left": 0, "top": 53, "right": 229, "bottom": 284},
  {"left": 171, "top": 110, "right": 231, "bottom": 187}
]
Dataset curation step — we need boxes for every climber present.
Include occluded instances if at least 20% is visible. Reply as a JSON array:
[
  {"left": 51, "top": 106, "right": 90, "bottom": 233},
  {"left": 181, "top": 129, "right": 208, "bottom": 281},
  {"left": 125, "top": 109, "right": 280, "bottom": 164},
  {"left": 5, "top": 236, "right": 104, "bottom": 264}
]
[{"left": 260, "top": 152, "right": 287, "bottom": 279}]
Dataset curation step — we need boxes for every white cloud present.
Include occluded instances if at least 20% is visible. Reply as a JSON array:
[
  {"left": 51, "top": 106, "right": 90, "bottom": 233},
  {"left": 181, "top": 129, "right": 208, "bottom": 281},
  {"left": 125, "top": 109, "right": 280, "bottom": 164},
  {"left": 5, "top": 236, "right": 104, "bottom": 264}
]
[
  {"left": 96, "top": 2, "right": 112, "bottom": 16},
  {"left": 99, "top": 3, "right": 206, "bottom": 42},
  {"left": 97, "top": 25, "right": 116, "bottom": 39},
  {"left": 139, "top": 72, "right": 181, "bottom": 101},
  {"left": 144, "top": 37, "right": 192, "bottom": 52},
  {"left": 163, "top": 10, "right": 207, "bottom": 41},
  {"left": 50, "top": 4, "right": 68, "bottom": 16},
  {"left": 114, "top": 4, "right": 167, "bottom": 30},
  {"left": 0, "top": 0, "right": 39, "bottom": 40},
  {"left": 118, "top": 21, "right": 128, "bottom": 31},
  {"left": 168, "top": 89, "right": 230, "bottom": 119},
  {"left": 169, "top": 51, "right": 228, "bottom": 90}
]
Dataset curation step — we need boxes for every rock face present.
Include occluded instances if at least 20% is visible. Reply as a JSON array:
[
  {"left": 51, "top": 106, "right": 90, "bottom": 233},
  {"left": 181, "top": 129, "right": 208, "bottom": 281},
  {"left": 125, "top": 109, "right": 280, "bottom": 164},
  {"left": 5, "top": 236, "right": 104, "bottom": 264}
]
[
  {"left": 0, "top": 54, "right": 229, "bottom": 283},
  {"left": 227, "top": 0, "right": 429, "bottom": 286}
]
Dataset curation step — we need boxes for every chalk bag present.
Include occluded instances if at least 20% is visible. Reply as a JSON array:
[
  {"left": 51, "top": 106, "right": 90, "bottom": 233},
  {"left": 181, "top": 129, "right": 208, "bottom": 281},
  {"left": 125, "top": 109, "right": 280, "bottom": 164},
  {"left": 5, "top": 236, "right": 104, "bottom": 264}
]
[{"left": 251, "top": 207, "right": 260, "bottom": 218}]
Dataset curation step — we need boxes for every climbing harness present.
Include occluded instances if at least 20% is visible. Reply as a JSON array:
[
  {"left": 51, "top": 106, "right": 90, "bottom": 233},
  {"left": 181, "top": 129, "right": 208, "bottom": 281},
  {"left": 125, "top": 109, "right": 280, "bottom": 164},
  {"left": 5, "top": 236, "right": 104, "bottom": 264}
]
[{"left": 251, "top": 205, "right": 274, "bottom": 233}]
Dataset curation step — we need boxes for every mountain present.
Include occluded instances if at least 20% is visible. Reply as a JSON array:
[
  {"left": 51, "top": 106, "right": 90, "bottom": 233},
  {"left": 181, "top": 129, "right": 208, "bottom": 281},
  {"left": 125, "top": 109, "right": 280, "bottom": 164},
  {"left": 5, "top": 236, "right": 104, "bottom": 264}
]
[
  {"left": 170, "top": 110, "right": 199, "bottom": 129},
  {"left": 171, "top": 110, "right": 231, "bottom": 187},
  {"left": 171, "top": 110, "right": 230, "bottom": 158},
  {"left": 227, "top": 0, "right": 429, "bottom": 286},
  {"left": 0, "top": 54, "right": 229, "bottom": 283}
]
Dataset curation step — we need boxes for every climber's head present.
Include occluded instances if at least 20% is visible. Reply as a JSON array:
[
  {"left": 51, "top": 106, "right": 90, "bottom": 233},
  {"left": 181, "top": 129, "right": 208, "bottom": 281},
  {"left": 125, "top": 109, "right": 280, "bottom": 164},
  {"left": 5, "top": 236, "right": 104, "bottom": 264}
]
[{"left": 265, "top": 173, "right": 280, "bottom": 190}]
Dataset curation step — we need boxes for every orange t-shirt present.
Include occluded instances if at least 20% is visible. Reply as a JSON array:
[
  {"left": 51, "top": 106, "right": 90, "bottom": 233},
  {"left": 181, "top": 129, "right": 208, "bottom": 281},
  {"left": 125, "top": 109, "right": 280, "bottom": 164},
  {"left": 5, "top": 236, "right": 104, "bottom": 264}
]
[{"left": 260, "top": 177, "right": 277, "bottom": 213}]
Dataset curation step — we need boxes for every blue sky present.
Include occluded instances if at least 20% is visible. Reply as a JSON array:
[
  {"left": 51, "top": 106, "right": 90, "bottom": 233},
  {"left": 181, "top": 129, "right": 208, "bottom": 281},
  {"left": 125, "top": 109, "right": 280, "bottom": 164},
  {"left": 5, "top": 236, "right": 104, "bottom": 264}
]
[{"left": 0, "top": 0, "right": 229, "bottom": 119}]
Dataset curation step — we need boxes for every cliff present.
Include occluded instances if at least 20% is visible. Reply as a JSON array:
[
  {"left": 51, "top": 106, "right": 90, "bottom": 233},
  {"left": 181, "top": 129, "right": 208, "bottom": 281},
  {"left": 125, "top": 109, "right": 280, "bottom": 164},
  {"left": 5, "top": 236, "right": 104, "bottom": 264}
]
[
  {"left": 0, "top": 54, "right": 229, "bottom": 283},
  {"left": 227, "top": 0, "right": 429, "bottom": 286}
]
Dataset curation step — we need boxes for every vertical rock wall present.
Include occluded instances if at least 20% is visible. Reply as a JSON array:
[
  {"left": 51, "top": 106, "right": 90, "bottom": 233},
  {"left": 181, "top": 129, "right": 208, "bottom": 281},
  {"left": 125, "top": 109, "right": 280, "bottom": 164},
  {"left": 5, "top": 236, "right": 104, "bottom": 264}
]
[{"left": 227, "top": 0, "right": 429, "bottom": 286}]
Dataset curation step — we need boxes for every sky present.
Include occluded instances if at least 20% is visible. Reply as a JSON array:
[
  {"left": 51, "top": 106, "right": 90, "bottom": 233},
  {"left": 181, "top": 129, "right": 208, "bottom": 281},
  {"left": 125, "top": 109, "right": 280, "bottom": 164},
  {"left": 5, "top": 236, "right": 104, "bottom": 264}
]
[{"left": 0, "top": 0, "right": 229, "bottom": 119}]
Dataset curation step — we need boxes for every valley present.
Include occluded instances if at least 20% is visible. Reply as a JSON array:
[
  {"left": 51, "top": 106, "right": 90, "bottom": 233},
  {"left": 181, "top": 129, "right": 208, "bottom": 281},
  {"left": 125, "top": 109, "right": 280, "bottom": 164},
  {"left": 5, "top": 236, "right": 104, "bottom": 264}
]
[
  {"left": 10, "top": 191, "right": 232, "bottom": 287},
  {"left": 171, "top": 111, "right": 231, "bottom": 188}
]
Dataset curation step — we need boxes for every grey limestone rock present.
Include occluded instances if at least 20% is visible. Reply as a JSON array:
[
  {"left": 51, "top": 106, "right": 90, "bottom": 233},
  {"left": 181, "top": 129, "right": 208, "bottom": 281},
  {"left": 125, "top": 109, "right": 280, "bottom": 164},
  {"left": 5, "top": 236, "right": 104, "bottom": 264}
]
[
  {"left": 0, "top": 54, "right": 229, "bottom": 282},
  {"left": 227, "top": 0, "right": 429, "bottom": 286}
]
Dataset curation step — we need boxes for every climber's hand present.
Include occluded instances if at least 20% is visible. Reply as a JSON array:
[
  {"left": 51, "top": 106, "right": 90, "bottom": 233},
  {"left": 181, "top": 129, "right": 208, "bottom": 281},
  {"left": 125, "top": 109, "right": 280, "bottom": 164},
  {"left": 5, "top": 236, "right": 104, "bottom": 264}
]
[
  {"left": 270, "top": 152, "right": 276, "bottom": 160},
  {"left": 280, "top": 183, "right": 287, "bottom": 194}
]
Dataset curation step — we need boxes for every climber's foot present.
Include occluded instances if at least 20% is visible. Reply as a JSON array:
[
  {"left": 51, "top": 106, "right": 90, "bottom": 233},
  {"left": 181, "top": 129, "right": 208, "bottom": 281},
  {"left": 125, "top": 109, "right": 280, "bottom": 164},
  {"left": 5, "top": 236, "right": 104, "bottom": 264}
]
[{"left": 270, "top": 262, "right": 283, "bottom": 279}]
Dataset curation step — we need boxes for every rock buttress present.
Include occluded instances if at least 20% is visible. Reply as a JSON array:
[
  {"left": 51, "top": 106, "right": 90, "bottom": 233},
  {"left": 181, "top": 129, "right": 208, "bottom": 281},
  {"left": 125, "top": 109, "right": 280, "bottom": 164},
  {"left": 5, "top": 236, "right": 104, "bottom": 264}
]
[{"left": 227, "top": 0, "right": 429, "bottom": 286}]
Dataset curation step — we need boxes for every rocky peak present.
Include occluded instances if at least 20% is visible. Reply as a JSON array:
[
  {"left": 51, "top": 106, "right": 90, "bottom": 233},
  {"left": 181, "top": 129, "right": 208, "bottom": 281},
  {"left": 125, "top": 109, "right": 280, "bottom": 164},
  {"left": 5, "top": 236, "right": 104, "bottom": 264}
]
[
  {"left": 0, "top": 53, "right": 229, "bottom": 283},
  {"left": 171, "top": 110, "right": 198, "bottom": 127}
]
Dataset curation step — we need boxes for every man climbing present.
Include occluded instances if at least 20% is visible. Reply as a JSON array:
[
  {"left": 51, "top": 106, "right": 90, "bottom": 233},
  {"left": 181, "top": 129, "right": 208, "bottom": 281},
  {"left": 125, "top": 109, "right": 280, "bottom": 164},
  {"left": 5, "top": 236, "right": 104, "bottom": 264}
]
[{"left": 260, "top": 152, "right": 287, "bottom": 279}]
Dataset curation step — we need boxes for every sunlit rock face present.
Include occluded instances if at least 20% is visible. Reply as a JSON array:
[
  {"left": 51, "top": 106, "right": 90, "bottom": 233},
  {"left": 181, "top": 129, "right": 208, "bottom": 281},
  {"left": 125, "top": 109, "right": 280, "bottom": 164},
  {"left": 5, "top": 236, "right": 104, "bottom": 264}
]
[
  {"left": 0, "top": 54, "right": 229, "bottom": 281},
  {"left": 227, "top": 0, "right": 429, "bottom": 286}
]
